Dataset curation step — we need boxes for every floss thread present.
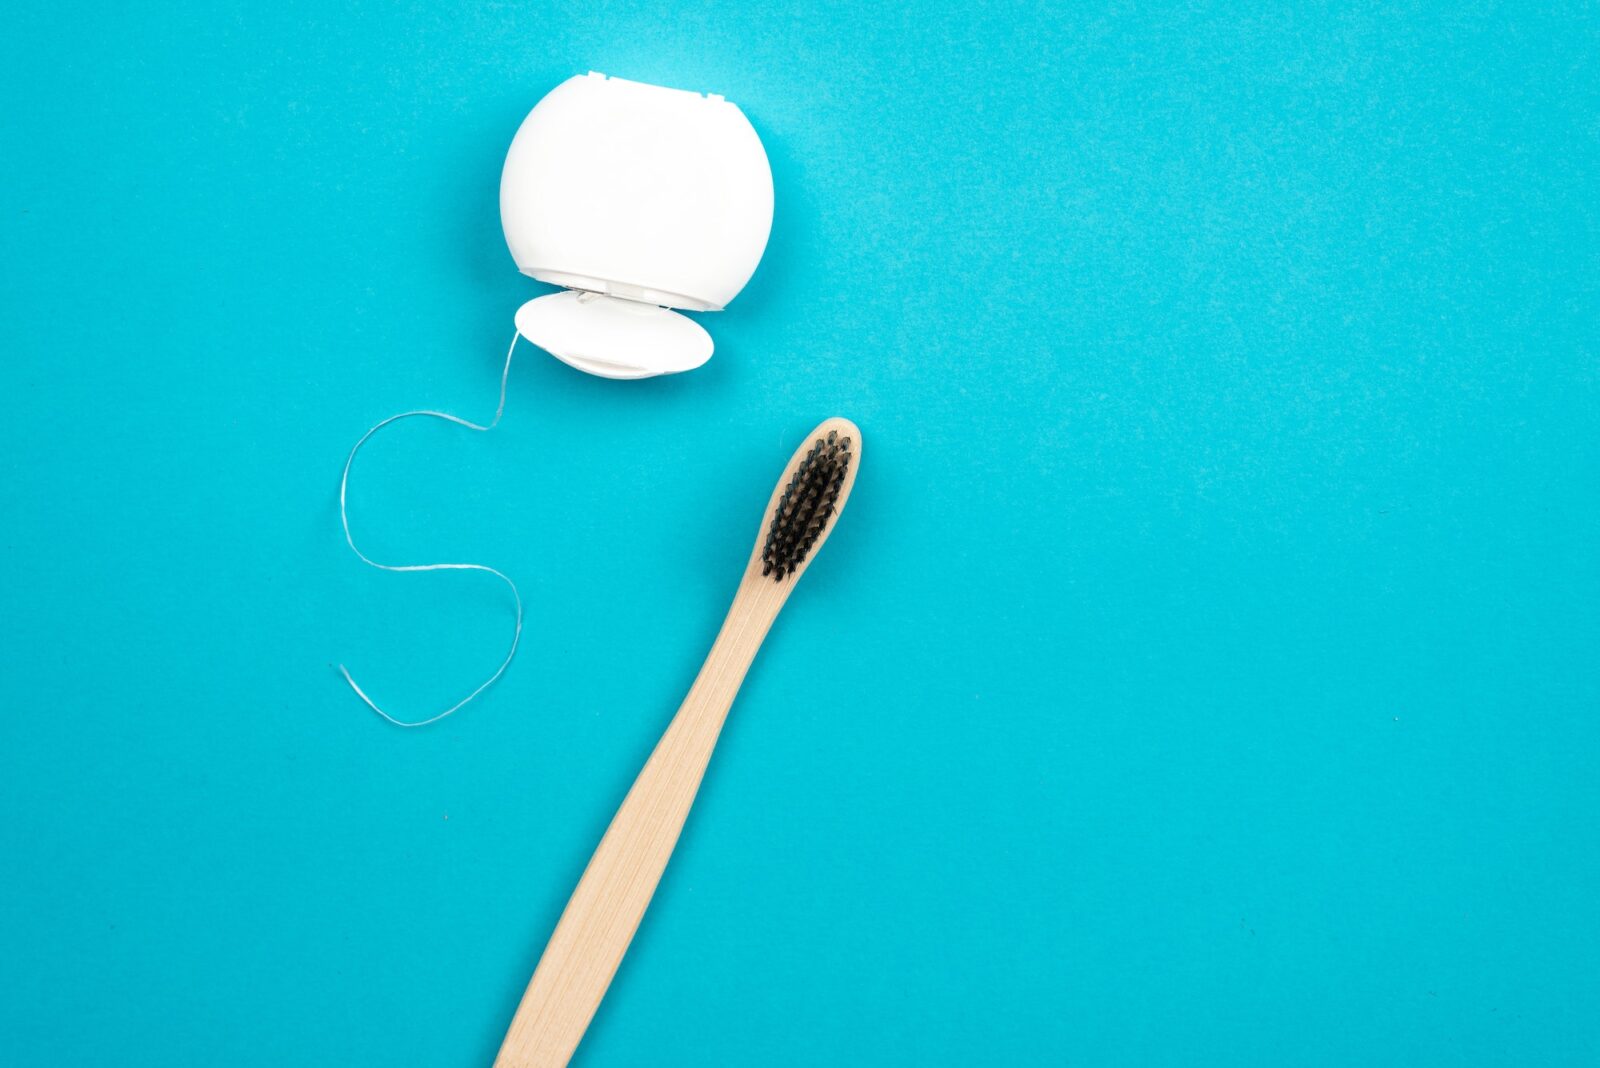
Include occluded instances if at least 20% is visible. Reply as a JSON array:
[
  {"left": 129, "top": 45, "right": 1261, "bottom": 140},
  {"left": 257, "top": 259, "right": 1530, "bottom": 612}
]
[{"left": 337, "top": 332, "right": 523, "bottom": 727}]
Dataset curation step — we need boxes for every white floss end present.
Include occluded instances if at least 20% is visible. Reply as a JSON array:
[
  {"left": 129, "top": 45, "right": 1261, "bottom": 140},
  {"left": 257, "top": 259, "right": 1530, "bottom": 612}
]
[
  {"left": 502, "top": 72, "right": 775, "bottom": 378},
  {"left": 338, "top": 73, "right": 774, "bottom": 726}
]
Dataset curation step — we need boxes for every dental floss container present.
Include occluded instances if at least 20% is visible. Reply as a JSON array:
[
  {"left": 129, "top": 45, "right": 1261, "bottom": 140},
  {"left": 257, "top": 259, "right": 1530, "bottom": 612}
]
[{"left": 501, "top": 73, "right": 775, "bottom": 378}]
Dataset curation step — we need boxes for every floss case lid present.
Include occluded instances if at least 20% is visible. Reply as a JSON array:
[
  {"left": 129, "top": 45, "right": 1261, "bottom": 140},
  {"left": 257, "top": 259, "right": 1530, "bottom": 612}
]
[{"left": 514, "top": 292, "right": 712, "bottom": 379}]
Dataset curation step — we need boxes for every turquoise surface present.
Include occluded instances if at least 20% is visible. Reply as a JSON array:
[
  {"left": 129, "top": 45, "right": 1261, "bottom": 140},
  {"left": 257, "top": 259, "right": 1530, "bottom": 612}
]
[{"left": 2, "top": 3, "right": 1596, "bottom": 1064}]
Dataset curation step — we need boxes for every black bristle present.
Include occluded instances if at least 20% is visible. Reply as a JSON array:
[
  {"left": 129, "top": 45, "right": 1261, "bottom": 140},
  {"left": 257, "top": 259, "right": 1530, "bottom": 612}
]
[{"left": 760, "top": 432, "right": 853, "bottom": 581}]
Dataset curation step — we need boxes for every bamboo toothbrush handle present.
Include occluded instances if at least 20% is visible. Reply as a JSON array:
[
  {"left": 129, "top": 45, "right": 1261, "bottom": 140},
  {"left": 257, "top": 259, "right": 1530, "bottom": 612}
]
[{"left": 493, "top": 583, "right": 784, "bottom": 1068}]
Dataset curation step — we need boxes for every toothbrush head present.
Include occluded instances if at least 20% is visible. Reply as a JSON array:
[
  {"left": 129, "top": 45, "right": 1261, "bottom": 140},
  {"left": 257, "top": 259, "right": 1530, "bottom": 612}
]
[{"left": 759, "top": 420, "right": 860, "bottom": 581}]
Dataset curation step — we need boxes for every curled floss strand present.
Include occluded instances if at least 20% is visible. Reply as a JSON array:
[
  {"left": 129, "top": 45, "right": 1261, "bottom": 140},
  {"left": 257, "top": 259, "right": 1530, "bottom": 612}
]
[{"left": 338, "top": 332, "right": 524, "bottom": 727}]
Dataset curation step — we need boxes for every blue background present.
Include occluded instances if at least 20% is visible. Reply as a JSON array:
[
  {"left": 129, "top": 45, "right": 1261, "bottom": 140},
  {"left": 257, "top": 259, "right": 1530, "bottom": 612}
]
[{"left": 2, "top": 2, "right": 1596, "bottom": 1064}]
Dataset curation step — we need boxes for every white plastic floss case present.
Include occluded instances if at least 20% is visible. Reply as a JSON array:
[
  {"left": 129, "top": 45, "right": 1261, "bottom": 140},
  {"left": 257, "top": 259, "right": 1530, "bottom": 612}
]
[{"left": 502, "top": 72, "right": 775, "bottom": 378}]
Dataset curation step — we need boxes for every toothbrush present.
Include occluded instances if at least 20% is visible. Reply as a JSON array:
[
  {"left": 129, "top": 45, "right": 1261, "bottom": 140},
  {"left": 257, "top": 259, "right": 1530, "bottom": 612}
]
[{"left": 494, "top": 417, "right": 862, "bottom": 1068}]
